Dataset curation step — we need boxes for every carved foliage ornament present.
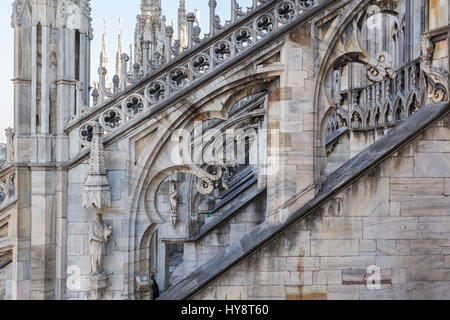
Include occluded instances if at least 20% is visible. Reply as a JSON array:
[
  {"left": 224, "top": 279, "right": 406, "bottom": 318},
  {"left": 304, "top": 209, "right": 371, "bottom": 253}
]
[
  {"left": 366, "top": 51, "right": 396, "bottom": 83},
  {"left": 421, "top": 34, "right": 448, "bottom": 104},
  {"left": 0, "top": 171, "right": 16, "bottom": 207}
]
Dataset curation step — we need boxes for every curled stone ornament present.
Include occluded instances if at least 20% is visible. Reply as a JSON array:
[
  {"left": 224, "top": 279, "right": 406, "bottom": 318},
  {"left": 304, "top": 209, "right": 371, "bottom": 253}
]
[
  {"left": 367, "top": 51, "right": 395, "bottom": 83},
  {"left": 195, "top": 166, "right": 223, "bottom": 195}
]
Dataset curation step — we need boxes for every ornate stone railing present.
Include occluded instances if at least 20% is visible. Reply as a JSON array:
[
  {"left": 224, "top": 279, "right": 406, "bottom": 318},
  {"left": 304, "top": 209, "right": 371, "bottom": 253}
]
[
  {"left": 326, "top": 58, "right": 448, "bottom": 138},
  {"left": 65, "top": 0, "right": 324, "bottom": 150}
]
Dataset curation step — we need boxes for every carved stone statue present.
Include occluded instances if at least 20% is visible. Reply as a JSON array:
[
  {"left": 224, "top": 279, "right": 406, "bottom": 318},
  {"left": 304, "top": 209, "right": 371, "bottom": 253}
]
[
  {"left": 351, "top": 112, "right": 362, "bottom": 129},
  {"left": 169, "top": 180, "right": 178, "bottom": 227},
  {"left": 169, "top": 181, "right": 178, "bottom": 214},
  {"left": 386, "top": 107, "right": 393, "bottom": 122},
  {"left": 89, "top": 213, "right": 112, "bottom": 276},
  {"left": 5, "top": 128, "right": 14, "bottom": 163}
]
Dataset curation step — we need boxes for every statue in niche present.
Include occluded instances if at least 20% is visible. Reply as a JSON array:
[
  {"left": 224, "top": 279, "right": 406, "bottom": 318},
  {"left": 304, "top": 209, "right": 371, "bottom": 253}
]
[
  {"left": 352, "top": 92, "right": 359, "bottom": 107},
  {"left": 367, "top": 90, "right": 372, "bottom": 108},
  {"left": 169, "top": 180, "right": 178, "bottom": 227},
  {"left": 396, "top": 72, "right": 402, "bottom": 93},
  {"left": 386, "top": 107, "right": 394, "bottom": 122},
  {"left": 89, "top": 213, "right": 113, "bottom": 276},
  {"left": 385, "top": 78, "right": 391, "bottom": 97},
  {"left": 351, "top": 112, "right": 362, "bottom": 129}
]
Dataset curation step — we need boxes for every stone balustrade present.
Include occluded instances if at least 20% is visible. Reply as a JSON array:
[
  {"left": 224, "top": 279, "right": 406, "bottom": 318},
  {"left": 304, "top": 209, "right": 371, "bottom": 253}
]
[{"left": 65, "top": 0, "right": 322, "bottom": 151}]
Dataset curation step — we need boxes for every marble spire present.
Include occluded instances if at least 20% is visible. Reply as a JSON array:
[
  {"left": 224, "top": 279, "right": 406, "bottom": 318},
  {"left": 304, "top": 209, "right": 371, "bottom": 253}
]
[
  {"left": 178, "top": 0, "right": 188, "bottom": 49},
  {"left": 100, "top": 17, "right": 109, "bottom": 84},
  {"left": 115, "top": 17, "right": 123, "bottom": 84}
]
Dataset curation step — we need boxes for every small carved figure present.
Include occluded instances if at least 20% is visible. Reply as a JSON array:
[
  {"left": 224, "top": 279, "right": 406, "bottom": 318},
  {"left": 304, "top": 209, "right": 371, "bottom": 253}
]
[
  {"left": 351, "top": 112, "right": 362, "bottom": 129},
  {"left": 5, "top": 128, "right": 14, "bottom": 163},
  {"left": 386, "top": 107, "right": 393, "bottom": 122},
  {"left": 169, "top": 180, "right": 178, "bottom": 227},
  {"left": 89, "top": 213, "right": 112, "bottom": 275},
  {"left": 169, "top": 180, "right": 178, "bottom": 214}
]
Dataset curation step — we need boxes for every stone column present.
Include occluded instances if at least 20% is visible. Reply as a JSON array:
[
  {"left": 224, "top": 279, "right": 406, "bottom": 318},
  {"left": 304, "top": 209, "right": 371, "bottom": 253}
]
[
  {"left": 30, "top": 167, "right": 57, "bottom": 300},
  {"left": 37, "top": 25, "right": 52, "bottom": 164},
  {"left": 266, "top": 25, "right": 315, "bottom": 223},
  {"left": 11, "top": 167, "right": 31, "bottom": 300},
  {"left": 448, "top": 0, "right": 450, "bottom": 89},
  {"left": 31, "top": 25, "right": 37, "bottom": 135},
  {"left": 12, "top": 24, "right": 32, "bottom": 163},
  {"left": 41, "top": 26, "right": 50, "bottom": 135},
  {"left": 11, "top": 2, "right": 33, "bottom": 299},
  {"left": 55, "top": 28, "right": 76, "bottom": 163},
  {"left": 257, "top": 104, "right": 268, "bottom": 189}
]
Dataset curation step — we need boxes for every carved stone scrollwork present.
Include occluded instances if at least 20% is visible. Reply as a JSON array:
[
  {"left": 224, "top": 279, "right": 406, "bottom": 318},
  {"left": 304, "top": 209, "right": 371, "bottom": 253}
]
[
  {"left": 194, "top": 165, "right": 224, "bottom": 195},
  {"left": 427, "top": 83, "right": 447, "bottom": 104},
  {"left": 366, "top": 51, "right": 396, "bottom": 83},
  {"left": 0, "top": 171, "right": 16, "bottom": 208},
  {"left": 421, "top": 34, "right": 448, "bottom": 104}
]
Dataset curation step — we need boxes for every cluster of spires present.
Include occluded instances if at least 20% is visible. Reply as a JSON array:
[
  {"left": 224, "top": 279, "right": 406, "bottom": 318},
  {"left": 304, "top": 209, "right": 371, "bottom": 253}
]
[
  {"left": 89, "top": 0, "right": 266, "bottom": 106},
  {"left": 97, "top": 0, "right": 199, "bottom": 90}
]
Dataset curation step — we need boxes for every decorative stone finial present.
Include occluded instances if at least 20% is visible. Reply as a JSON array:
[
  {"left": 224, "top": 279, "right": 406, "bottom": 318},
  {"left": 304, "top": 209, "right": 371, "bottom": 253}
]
[{"left": 82, "top": 123, "right": 111, "bottom": 211}]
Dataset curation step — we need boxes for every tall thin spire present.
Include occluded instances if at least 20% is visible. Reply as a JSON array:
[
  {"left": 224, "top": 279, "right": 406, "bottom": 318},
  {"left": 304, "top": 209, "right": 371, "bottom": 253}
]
[
  {"left": 115, "top": 17, "right": 123, "bottom": 82},
  {"left": 100, "top": 17, "right": 109, "bottom": 83},
  {"left": 178, "top": 0, "right": 188, "bottom": 48},
  {"left": 129, "top": 44, "right": 133, "bottom": 70}
]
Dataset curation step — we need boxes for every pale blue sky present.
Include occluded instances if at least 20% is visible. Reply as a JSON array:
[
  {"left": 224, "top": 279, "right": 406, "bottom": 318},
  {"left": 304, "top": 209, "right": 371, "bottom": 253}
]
[{"left": 0, "top": 0, "right": 253, "bottom": 142}]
